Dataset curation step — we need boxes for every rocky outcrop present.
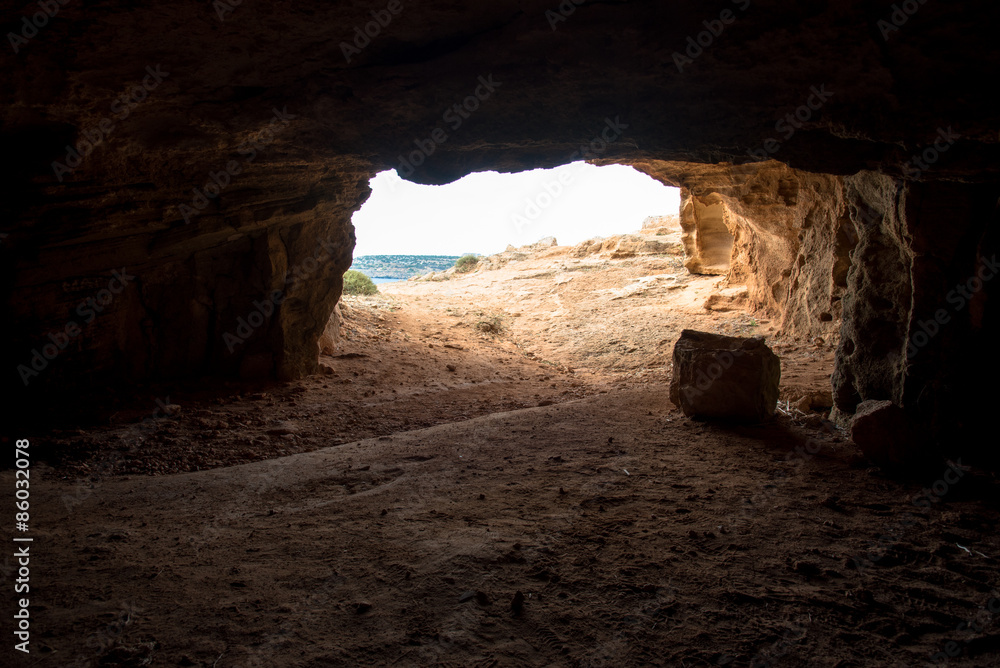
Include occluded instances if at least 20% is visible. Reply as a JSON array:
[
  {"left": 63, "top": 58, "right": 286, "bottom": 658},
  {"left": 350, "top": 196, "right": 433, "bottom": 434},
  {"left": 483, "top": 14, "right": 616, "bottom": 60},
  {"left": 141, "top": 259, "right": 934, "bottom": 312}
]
[
  {"left": 833, "top": 175, "right": 1000, "bottom": 466},
  {"left": 570, "top": 234, "right": 679, "bottom": 259},
  {"left": 669, "top": 330, "right": 780, "bottom": 423},
  {"left": 625, "top": 160, "right": 851, "bottom": 340},
  {"left": 641, "top": 215, "right": 680, "bottom": 235}
]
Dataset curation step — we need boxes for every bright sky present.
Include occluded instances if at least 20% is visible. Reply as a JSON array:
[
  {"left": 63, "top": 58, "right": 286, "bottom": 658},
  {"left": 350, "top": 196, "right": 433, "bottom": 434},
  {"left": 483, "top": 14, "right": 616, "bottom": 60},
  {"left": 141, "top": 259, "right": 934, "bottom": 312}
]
[{"left": 351, "top": 163, "right": 680, "bottom": 257}]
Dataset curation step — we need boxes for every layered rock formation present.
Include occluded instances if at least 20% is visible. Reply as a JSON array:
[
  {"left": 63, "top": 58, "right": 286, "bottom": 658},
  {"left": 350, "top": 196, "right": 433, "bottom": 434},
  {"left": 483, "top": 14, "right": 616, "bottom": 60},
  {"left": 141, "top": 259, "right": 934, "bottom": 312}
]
[
  {"left": 624, "top": 160, "right": 851, "bottom": 339},
  {"left": 2, "top": 1, "right": 999, "bottom": 462}
]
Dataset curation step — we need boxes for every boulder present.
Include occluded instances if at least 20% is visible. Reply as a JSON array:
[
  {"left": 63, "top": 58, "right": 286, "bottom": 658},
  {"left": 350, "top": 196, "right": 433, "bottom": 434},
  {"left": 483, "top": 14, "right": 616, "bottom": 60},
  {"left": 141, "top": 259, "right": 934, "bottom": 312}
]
[
  {"left": 850, "top": 400, "right": 914, "bottom": 469},
  {"left": 669, "top": 330, "right": 781, "bottom": 422}
]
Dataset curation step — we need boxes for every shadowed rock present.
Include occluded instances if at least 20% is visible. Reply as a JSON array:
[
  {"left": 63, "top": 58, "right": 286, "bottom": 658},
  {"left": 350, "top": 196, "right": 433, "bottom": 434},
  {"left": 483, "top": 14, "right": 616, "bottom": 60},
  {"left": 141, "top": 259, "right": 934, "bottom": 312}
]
[
  {"left": 669, "top": 329, "right": 780, "bottom": 423},
  {"left": 850, "top": 399, "right": 916, "bottom": 470}
]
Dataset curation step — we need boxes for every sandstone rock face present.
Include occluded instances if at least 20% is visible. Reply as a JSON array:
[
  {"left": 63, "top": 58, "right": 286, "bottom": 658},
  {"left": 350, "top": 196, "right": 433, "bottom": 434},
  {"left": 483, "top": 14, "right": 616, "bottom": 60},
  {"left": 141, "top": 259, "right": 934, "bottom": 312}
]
[
  {"left": 669, "top": 330, "right": 781, "bottom": 423},
  {"left": 680, "top": 195, "right": 733, "bottom": 276},
  {"left": 833, "top": 176, "right": 1000, "bottom": 466},
  {"left": 571, "top": 234, "right": 677, "bottom": 259},
  {"left": 641, "top": 215, "right": 680, "bottom": 235},
  {"left": 625, "top": 160, "right": 851, "bottom": 340},
  {"left": 2, "top": 1, "right": 999, "bottom": 463}
]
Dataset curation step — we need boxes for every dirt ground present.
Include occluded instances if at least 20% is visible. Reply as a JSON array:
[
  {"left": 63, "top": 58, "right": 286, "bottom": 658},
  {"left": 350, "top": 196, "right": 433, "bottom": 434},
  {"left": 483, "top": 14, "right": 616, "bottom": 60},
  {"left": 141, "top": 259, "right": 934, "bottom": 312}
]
[{"left": 7, "top": 234, "right": 1000, "bottom": 667}]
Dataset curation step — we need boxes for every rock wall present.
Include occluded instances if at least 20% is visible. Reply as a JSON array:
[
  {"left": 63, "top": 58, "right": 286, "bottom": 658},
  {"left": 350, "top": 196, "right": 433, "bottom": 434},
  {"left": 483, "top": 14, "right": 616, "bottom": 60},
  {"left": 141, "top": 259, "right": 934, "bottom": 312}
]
[
  {"left": 834, "top": 175, "right": 1000, "bottom": 464},
  {"left": 626, "top": 160, "right": 850, "bottom": 340},
  {"left": 3, "top": 157, "right": 366, "bottom": 392},
  {"left": 633, "top": 160, "right": 999, "bottom": 464}
]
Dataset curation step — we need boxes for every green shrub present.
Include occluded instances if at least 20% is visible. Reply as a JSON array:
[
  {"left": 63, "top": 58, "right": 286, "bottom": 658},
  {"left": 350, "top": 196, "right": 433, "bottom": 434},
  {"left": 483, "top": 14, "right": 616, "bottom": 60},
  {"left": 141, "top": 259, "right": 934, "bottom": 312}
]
[
  {"left": 342, "top": 270, "right": 379, "bottom": 296},
  {"left": 454, "top": 254, "right": 479, "bottom": 273}
]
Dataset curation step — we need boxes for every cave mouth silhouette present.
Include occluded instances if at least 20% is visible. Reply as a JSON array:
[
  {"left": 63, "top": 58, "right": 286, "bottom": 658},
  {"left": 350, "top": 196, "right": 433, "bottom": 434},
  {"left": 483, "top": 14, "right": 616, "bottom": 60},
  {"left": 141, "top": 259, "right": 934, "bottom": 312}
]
[{"left": 350, "top": 164, "right": 682, "bottom": 260}]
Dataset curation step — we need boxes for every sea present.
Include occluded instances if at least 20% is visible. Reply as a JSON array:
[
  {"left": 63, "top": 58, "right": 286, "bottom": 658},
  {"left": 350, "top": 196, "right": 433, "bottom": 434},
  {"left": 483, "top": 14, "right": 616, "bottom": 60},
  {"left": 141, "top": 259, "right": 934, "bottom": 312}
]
[{"left": 351, "top": 254, "right": 464, "bottom": 284}]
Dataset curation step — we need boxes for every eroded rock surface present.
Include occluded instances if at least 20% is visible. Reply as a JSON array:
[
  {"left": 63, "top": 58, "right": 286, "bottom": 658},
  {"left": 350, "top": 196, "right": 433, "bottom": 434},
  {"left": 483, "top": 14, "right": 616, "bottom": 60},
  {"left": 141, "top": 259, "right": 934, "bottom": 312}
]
[{"left": 625, "top": 160, "right": 851, "bottom": 340}]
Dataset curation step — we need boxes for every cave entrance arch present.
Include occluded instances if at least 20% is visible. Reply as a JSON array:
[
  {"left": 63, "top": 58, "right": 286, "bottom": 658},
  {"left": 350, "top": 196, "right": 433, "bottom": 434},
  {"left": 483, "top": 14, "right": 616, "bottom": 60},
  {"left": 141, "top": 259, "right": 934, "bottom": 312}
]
[{"left": 322, "top": 161, "right": 780, "bottom": 407}]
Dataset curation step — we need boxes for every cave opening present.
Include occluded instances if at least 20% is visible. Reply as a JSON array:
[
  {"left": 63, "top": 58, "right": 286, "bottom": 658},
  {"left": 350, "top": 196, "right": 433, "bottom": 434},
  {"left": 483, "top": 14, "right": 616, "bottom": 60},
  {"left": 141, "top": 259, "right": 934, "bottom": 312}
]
[
  {"left": 324, "top": 159, "right": 837, "bottom": 435},
  {"left": 350, "top": 163, "right": 682, "bottom": 266},
  {"left": 10, "top": 2, "right": 1000, "bottom": 663}
]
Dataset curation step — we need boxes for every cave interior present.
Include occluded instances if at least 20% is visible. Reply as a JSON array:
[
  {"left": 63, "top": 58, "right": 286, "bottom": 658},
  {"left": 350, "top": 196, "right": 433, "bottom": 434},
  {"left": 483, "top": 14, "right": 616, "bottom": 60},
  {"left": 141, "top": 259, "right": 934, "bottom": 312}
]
[{"left": 3, "top": 0, "right": 1000, "bottom": 664}]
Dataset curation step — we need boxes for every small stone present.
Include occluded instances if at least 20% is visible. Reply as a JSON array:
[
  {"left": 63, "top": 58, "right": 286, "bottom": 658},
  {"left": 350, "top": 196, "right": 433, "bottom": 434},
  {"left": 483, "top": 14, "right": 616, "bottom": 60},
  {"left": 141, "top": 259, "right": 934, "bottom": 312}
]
[
  {"left": 850, "top": 400, "right": 916, "bottom": 468},
  {"left": 266, "top": 422, "right": 298, "bottom": 436},
  {"left": 810, "top": 390, "right": 834, "bottom": 409},
  {"left": 355, "top": 601, "right": 372, "bottom": 614}
]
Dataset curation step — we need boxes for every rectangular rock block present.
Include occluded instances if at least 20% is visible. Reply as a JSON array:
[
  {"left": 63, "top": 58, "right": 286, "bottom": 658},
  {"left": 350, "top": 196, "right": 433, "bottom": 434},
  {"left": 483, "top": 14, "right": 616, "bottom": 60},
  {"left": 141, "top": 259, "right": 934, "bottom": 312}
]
[{"left": 669, "top": 329, "right": 781, "bottom": 422}]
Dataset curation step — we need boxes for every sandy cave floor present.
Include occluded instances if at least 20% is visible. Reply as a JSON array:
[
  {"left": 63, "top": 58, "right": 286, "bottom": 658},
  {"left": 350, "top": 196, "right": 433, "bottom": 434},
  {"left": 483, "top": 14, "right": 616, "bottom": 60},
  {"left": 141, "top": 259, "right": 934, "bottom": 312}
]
[{"left": 6, "top": 245, "right": 1000, "bottom": 667}]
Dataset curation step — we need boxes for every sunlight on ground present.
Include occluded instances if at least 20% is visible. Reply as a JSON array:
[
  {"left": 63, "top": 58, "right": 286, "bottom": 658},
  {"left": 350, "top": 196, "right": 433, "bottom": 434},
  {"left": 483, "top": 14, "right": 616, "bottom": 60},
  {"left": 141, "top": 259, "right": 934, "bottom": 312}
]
[{"left": 352, "top": 164, "right": 681, "bottom": 256}]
